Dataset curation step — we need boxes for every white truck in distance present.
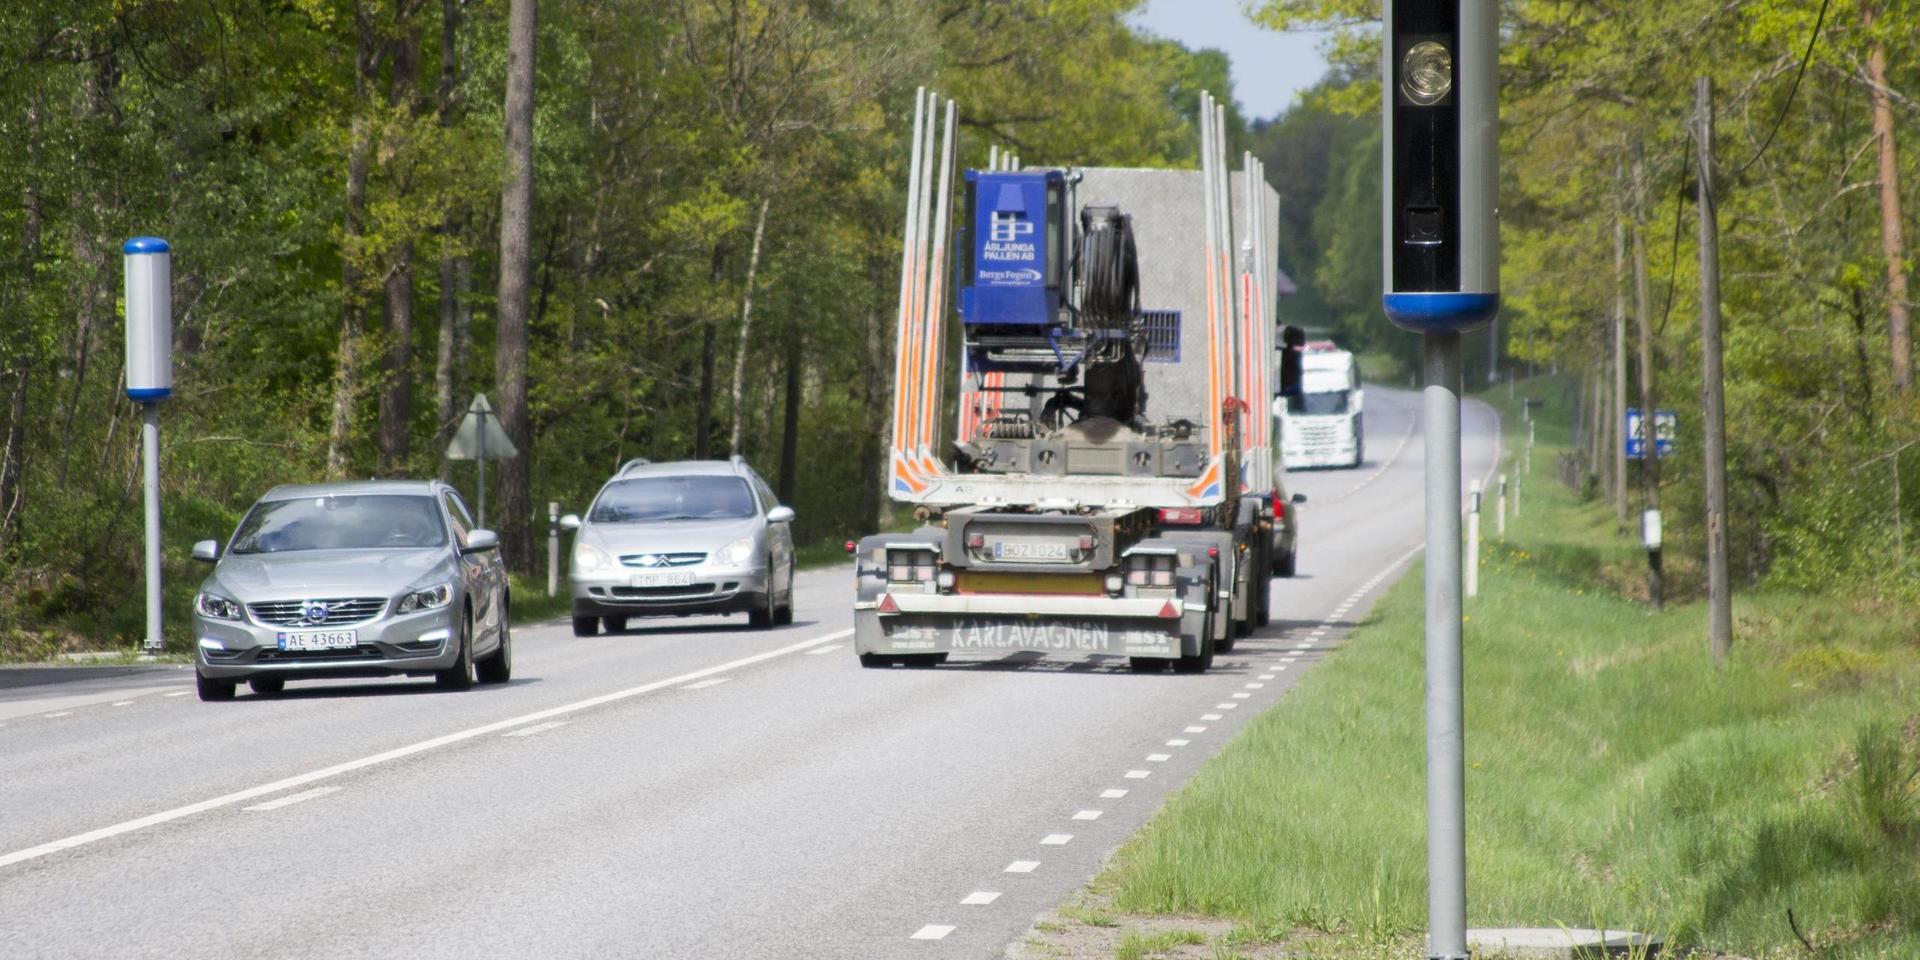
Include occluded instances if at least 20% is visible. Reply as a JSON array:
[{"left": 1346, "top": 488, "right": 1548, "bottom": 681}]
[{"left": 1279, "top": 342, "right": 1363, "bottom": 469}]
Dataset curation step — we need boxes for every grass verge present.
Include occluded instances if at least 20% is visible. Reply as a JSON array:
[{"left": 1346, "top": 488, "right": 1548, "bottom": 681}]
[{"left": 1030, "top": 378, "right": 1920, "bottom": 960}]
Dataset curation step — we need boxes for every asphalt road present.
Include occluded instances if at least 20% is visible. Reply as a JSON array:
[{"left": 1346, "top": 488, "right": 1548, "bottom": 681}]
[{"left": 0, "top": 387, "right": 1498, "bottom": 960}]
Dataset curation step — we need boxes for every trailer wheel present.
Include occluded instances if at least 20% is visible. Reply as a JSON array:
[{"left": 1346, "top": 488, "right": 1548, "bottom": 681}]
[
  {"left": 1128, "top": 657, "right": 1167, "bottom": 673},
  {"left": 1172, "top": 612, "right": 1216, "bottom": 674},
  {"left": 1255, "top": 573, "right": 1272, "bottom": 626},
  {"left": 859, "top": 653, "right": 896, "bottom": 668}
]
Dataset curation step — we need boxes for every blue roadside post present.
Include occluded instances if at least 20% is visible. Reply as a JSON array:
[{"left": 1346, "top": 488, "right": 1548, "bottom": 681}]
[
  {"left": 124, "top": 237, "right": 173, "bottom": 656},
  {"left": 1381, "top": 3, "right": 1500, "bottom": 958}
]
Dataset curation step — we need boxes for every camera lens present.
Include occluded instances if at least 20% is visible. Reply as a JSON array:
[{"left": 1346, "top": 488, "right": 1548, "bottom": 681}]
[{"left": 1401, "top": 41, "right": 1453, "bottom": 105}]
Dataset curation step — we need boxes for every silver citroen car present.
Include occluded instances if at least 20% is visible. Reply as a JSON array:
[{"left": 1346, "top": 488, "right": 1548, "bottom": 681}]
[
  {"left": 189, "top": 480, "right": 512, "bottom": 701},
  {"left": 562, "top": 457, "right": 796, "bottom": 635}
]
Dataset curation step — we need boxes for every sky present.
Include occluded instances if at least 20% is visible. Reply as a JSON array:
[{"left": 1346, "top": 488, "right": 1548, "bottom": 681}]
[{"left": 1128, "top": 0, "right": 1331, "bottom": 123}]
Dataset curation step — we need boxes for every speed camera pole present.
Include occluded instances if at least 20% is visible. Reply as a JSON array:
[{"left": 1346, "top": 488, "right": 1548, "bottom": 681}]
[
  {"left": 124, "top": 237, "right": 173, "bottom": 657},
  {"left": 1382, "top": 3, "right": 1499, "bottom": 958}
]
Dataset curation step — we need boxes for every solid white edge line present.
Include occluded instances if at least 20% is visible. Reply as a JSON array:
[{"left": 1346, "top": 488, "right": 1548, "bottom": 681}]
[
  {"left": 242, "top": 786, "right": 340, "bottom": 812},
  {"left": 0, "top": 627, "right": 855, "bottom": 870}
]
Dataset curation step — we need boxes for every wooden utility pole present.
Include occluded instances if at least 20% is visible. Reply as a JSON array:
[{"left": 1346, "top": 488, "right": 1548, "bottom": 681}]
[
  {"left": 1632, "top": 144, "right": 1662, "bottom": 610},
  {"left": 493, "top": 0, "right": 537, "bottom": 569},
  {"left": 1696, "top": 79, "right": 1733, "bottom": 661},
  {"left": 1866, "top": 5, "right": 1913, "bottom": 392},
  {"left": 1612, "top": 161, "right": 1629, "bottom": 528}
]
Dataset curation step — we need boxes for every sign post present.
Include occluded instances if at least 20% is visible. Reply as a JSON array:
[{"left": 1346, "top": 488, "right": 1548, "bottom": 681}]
[
  {"left": 445, "top": 393, "right": 519, "bottom": 528},
  {"left": 1381, "top": 3, "right": 1500, "bottom": 957},
  {"left": 125, "top": 237, "right": 172, "bottom": 656}
]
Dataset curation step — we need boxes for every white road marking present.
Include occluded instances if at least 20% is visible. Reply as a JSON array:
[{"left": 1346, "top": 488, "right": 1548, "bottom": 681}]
[
  {"left": 1184, "top": 725, "right": 1207, "bottom": 733},
  {"left": 1246, "top": 682, "right": 1265, "bottom": 689},
  {"left": 1258, "top": 674, "right": 1275, "bottom": 680},
  {"left": 1005, "top": 861, "right": 1039, "bottom": 873},
  {"left": 163, "top": 692, "right": 188, "bottom": 698},
  {"left": 1124, "top": 769, "right": 1150, "bottom": 779},
  {"left": 0, "top": 627, "right": 855, "bottom": 871},
  {"left": 242, "top": 787, "right": 339, "bottom": 812},
  {"left": 911, "top": 925, "right": 955, "bottom": 940},
  {"left": 502, "top": 721, "right": 568, "bottom": 738},
  {"left": 962, "top": 891, "right": 1001, "bottom": 905},
  {"left": 1147, "top": 753, "right": 1171, "bottom": 762},
  {"left": 1294, "top": 642, "right": 1314, "bottom": 650},
  {"left": 681, "top": 677, "right": 731, "bottom": 690},
  {"left": 1041, "top": 834, "right": 1073, "bottom": 845},
  {"left": 1202, "top": 713, "right": 1223, "bottom": 721},
  {"left": 1097, "top": 790, "right": 1126, "bottom": 800},
  {"left": 1230, "top": 692, "right": 1251, "bottom": 699},
  {"left": 1279, "top": 657, "right": 1298, "bottom": 664},
  {"left": 806, "top": 645, "right": 844, "bottom": 655},
  {"left": 1215, "top": 702, "right": 1238, "bottom": 710},
  {"left": 1166, "top": 739, "right": 1189, "bottom": 747},
  {"left": 41, "top": 712, "right": 72, "bottom": 719},
  {"left": 111, "top": 701, "right": 134, "bottom": 708},
  {"left": 1273, "top": 665, "right": 1289, "bottom": 672}
]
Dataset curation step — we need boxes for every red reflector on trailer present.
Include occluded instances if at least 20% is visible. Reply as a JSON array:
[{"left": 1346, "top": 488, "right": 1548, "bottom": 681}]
[
  {"left": 1207, "top": 547, "right": 1220, "bottom": 559},
  {"left": 1158, "top": 599, "right": 1181, "bottom": 619},
  {"left": 877, "top": 594, "right": 900, "bottom": 614},
  {"left": 844, "top": 539, "right": 857, "bottom": 554}
]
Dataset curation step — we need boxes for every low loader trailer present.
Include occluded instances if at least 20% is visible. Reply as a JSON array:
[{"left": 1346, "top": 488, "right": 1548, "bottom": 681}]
[{"left": 853, "top": 90, "right": 1299, "bottom": 674}]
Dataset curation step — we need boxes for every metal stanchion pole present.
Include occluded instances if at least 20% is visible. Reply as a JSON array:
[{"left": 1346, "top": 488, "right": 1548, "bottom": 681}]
[
  {"left": 547, "top": 502, "right": 560, "bottom": 597},
  {"left": 1423, "top": 332, "right": 1467, "bottom": 960},
  {"left": 142, "top": 405, "right": 163, "bottom": 654}
]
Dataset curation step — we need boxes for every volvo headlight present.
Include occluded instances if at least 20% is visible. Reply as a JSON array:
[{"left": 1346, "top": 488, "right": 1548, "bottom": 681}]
[
  {"left": 195, "top": 592, "right": 242, "bottom": 621},
  {"left": 712, "top": 537, "right": 756, "bottom": 567},
  {"left": 573, "top": 543, "right": 611, "bottom": 572},
  {"left": 396, "top": 583, "right": 453, "bottom": 615},
  {"left": 1401, "top": 41, "right": 1453, "bottom": 105}
]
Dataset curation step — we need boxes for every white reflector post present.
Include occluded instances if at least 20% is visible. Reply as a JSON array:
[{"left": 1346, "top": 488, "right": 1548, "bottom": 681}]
[{"left": 124, "top": 236, "right": 172, "bottom": 656}]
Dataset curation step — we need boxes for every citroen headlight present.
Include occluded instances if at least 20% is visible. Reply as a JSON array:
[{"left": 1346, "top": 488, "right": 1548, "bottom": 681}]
[
  {"left": 195, "top": 592, "right": 242, "bottom": 621},
  {"left": 1401, "top": 41, "right": 1453, "bottom": 105},
  {"left": 573, "top": 543, "right": 611, "bottom": 572},
  {"left": 396, "top": 583, "right": 453, "bottom": 615},
  {"left": 712, "top": 537, "right": 756, "bottom": 567}
]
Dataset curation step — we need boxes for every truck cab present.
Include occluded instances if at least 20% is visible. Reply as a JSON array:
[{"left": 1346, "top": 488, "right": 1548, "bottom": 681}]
[{"left": 1280, "top": 342, "right": 1364, "bottom": 470}]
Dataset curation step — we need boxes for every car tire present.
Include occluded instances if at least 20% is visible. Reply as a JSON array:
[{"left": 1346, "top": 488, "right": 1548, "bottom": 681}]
[
  {"left": 1278, "top": 547, "right": 1297, "bottom": 578},
  {"left": 749, "top": 576, "right": 776, "bottom": 629},
  {"left": 1128, "top": 657, "right": 1167, "bottom": 673},
  {"left": 436, "top": 612, "right": 475, "bottom": 690},
  {"left": 196, "top": 670, "right": 236, "bottom": 702},
  {"left": 774, "top": 562, "right": 795, "bottom": 626},
  {"left": 858, "top": 653, "right": 896, "bottom": 669},
  {"left": 476, "top": 615, "right": 512, "bottom": 685},
  {"left": 602, "top": 615, "right": 628, "bottom": 634},
  {"left": 572, "top": 615, "right": 600, "bottom": 637},
  {"left": 248, "top": 677, "right": 285, "bottom": 696}
]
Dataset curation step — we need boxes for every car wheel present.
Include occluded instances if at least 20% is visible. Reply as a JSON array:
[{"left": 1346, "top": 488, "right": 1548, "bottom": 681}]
[
  {"left": 602, "top": 615, "right": 628, "bottom": 634},
  {"left": 436, "top": 612, "right": 475, "bottom": 690},
  {"left": 774, "top": 562, "right": 795, "bottom": 626},
  {"left": 1128, "top": 657, "right": 1167, "bottom": 673},
  {"left": 1278, "top": 546, "right": 1297, "bottom": 578},
  {"left": 196, "top": 670, "right": 235, "bottom": 702},
  {"left": 572, "top": 615, "right": 600, "bottom": 637},
  {"left": 749, "top": 574, "right": 776, "bottom": 629},
  {"left": 248, "top": 677, "right": 285, "bottom": 696},
  {"left": 476, "top": 615, "right": 512, "bottom": 685}
]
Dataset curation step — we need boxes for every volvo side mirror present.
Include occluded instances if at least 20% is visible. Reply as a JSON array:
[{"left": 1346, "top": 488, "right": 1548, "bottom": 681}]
[
  {"left": 463, "top": 529, "right": 500, "bottom": 553},
  {"left": 191, "top": 540, "right": 220, "bottom": 563}
]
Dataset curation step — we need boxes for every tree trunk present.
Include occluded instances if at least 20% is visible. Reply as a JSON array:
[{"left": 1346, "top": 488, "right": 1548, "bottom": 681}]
[
  {"left": 378, "top": 11, "right": 423, "bottom": 471},
  {"left": 494, "top": 0, "right": 537, "bottom": 569},
  {"left": 0, "top": 370, "right": 27, "bottom": 553},
  {"left": 1612, "top": 165, "right": 1629, "bottom": 529},
  {"left": 328, "top": 6, "right": 381, "bottom": 480},
  {"left": 1632, "top": 147, "right": 1661, "bottom": 608},
  {"left": 695, "top": 324, "right": 716, "bottom": 460},
  {"left": 728, "top": 198, "right": 772, "bottom": 455},
  {"left": 778, "top": 333, "right": 802, "bottom": 505},
  {"left": 431, "top": 0, "right": 468, "bottom": 460},
  {"left": 857, "top": 302, "right": 890, "bottom": 535},
  {"left": 1867, "top": 7, "right": 1912, "bottom": 392}
]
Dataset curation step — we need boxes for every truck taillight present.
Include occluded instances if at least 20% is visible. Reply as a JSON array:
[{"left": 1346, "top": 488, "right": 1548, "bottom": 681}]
[{"left": 1158, "top": 507, "right": 1206, "bottom": 526}]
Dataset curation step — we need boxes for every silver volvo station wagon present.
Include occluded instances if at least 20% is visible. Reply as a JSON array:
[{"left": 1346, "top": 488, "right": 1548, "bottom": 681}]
[{"left": 189, "top": 480, "right": 512, "bottom": 700}]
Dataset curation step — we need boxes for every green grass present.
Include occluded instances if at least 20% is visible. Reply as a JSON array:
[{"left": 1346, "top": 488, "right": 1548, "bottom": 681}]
[
  {"left": 1114, "top": 928, "right": 1207, "bottom": 960},
  {"left": 1095, "top": 376, "right": 1920, "bottom": 959}
]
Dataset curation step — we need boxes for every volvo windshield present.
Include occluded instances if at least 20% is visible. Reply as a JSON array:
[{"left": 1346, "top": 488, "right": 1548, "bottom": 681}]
[{"left": 230, "top": 495, "right": 447, "bottom": 554}]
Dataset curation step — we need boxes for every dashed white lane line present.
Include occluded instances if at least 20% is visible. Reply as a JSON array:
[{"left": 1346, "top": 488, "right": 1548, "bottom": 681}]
[
  {"left": 40, "top": 712, "right": 72, "bottom": 719},
  {"left": 1005, "top": 861, "right": 1039, "bottom": 873},
  {"left": 111, "top": 701, "right": 134, "bottom": 707},
  {"left": 1098, "top": 790, "right": 1127, "bottom": 800},
  {"left": 1258, "top": 674, "right": 1275, "bottom": 680},
  {"left": 1214, "top": 702, "right": 1238, "bottom": 710},
  {"left": 911, "top": 925, "right": 955, "bottom": 940},
  {"left": 1273, "top": 665, "right": 1289, "bottom": 672},
  {"left": 1166, "top": 739, "right": 1190, "bottom": 747},
  {"left": 0, "top": 627, "right": 855, "bottom": 871},
  {"left": 962, "top": 891, "right": 1001, "bottom": 905},
  {"left": 242, "top": 787, "right": 339, "bottom": 812},
  {"left": 1124, "top": 769, "right": 1151, "bottom": 779},
  {"left": 1147, "top": 753, "right": 1171, "bottom": 762},
  {"left": 1074, "top": 809, "right": 1106, "bottom": 820},
  {"left": 1293, "top": 642, "right": 1314, "bottom": 650},
  {"left": 502, "top": 721, "right": 568, "bottom": 738},
  {"left": 682, "top": 678, "right": 730, "bottom": 690},
  {"left": 163, "top": 692, "right": 188, "bottom": 698},
  {"left": 1244, "top": 682, "right": 1265, "bottom": 689},
  {"left": 1230, "top": 692, "right": 1251, "bottom": 699},
  {"left": 1279, "top": 657, "right": 1298, "bottom": 664},
  {"left": 1202, "top": 713, "right": 1223, "bottom": 721},
  {"left": 1184, "top": 725, "right": 1207, "bottom": 733},
  {"left": 1040, "top": 834, "right": 1073, "bottom": 846}
]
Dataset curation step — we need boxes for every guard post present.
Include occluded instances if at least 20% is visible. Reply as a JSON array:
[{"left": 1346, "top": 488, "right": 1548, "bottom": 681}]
[
  {"left": 1381, "top": 3, "right": 1500, "bottom": 957},
  {"left": 1465, "top": 480, "right": 1481, "bottom": 599},
  {"left": 125, "top": 237, "right": 173, "bottom": 656},
  {"left": 547, "top": 501, "right": 561, "bottom": 596}
]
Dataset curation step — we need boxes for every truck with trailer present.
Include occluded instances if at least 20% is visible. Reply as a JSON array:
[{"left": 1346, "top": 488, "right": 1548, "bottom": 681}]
[
  {"left": 1279, "top": 342, "right": 1365, "bottom": 469},
  {"left": 851, "top": 90, "right": 1301, "bottom": 674}
]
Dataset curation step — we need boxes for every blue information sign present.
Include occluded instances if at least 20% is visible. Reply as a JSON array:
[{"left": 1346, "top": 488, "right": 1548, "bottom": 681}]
[{"left": 1625, "top": 408, "right": 1676, "bottom": 459}]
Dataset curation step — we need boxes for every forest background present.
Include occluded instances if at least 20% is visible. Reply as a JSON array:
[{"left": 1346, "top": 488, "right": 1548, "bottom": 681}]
[{"left": 2, "top": 0, "right": 1916, "bottom": 647}]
